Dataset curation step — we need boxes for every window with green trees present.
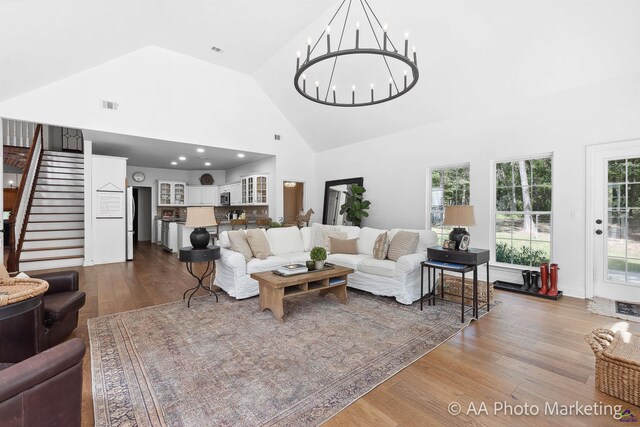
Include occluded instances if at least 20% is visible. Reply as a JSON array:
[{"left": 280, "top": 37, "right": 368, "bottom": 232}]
[
  {"left": 430, "top": 165, "right": 470, "bottom": 244},
  {"left": 495, "top": 156, "right": 552, "bottom": 266}
]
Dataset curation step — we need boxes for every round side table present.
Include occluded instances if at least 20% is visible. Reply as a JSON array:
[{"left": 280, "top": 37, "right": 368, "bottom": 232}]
[{"left": 179, "top": 245, "right": 221, "bottom": 308}]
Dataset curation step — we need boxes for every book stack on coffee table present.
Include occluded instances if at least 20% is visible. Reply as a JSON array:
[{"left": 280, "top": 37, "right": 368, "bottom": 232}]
[{"left": 276, "top": 264, "right": 308, "bottom": 276}]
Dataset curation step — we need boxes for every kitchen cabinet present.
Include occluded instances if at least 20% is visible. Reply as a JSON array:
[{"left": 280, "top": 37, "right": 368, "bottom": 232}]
[
  {"left": 241, "top": 175, "right": 268, "bottom": 204},
  {"left": 160, "top": 221, "right": 179, "bottom": 252},
  {"left": 230, "top": 182, "right": 242, "bottom": 205},
  {"left": 154, "top": 219, "right": 162, "bottom": 244},
  {"left": 158, "top": 181, "right": 187, "bottom": 206},
  {"left": 187, "top": 186, "right": 218, "bottom": 206}
]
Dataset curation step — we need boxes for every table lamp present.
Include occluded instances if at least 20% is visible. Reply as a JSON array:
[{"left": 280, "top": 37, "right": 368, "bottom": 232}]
[
  {"left": 443, "top": 205, "right": 476, "bottom": 250},
  {"left": 185, "top": 207, "right": 216, "bottom": 249}
]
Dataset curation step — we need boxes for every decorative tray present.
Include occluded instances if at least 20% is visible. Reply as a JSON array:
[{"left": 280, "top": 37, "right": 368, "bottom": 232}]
[{"left": 271, "top": 263, "right": 335, "bottom": 277}]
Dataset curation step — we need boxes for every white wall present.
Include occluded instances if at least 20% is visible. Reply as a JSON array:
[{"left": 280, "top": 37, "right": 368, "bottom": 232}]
[
  {"left": 315, "top": 72, "right": 640, "bottom": 298},
  {"left": 91, "top": 155, "right": 127, "bottom": 265},
  {"left": 0, "top": 45, "right": 318, "bottom": 225}
]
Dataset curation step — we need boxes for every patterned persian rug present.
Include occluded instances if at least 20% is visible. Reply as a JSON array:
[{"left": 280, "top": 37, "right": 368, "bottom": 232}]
[{"left": 89, "top": 290, "right": 498, "bottom": 426}]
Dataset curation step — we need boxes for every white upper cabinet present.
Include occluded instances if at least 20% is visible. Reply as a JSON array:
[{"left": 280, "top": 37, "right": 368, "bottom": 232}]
[
  {"left": 241, "top": 174, "right": 268, "bottom": 205},
  {"left": 230, "top": 182, "right": 242, "bottom": 205},
  {"left": 158, "top": 181, "right": 187, "bottom": 206},
  {"left": 186, "top": 185, "right": 219, "bottom": 206}
]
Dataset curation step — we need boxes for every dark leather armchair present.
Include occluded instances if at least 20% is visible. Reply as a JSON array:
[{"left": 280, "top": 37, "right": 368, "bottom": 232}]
[
  {"left": 31, "top": 271, "right": 86, "bottom": 348},
  {"left": 0, "top": 338, "right": 85, "bottom": 427}
]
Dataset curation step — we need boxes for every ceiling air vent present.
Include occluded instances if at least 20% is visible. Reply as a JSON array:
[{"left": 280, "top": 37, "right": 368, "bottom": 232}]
[
  {"left": 211, "top": 45, "right": 223, "bottom": 53},
  {"left": 101, "top": 100, "right": 119, "bottom": 110},
  {"left": 274, "top": 134, "right": 282, "bottom": 141}
]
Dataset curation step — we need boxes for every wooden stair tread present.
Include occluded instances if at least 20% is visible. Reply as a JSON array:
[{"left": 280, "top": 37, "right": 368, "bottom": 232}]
[
  {"left": 33, "top": 197, "right": 84, "bottom": 200},
  {"left": 20, "top": 255, "right": 84, "bottom": 262},
  {"left": 26, "top": 228, "right": 84, "bottom": 232},
  {"left": 24, "top": 237, "right": 85, "bottom": 242},
  {"left": 30, "top": 212, "right": 84, "bottom": 215},
  {"left": 22, "top": 245, "right": 84, "bottom": 252},
  {"left": 28, "top": 220, "right": 84, "bottom": 223}
]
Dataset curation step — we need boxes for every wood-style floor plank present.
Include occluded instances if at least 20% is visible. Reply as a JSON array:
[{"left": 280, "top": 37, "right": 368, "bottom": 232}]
[{"left": 29, "top": 242, "right": 639, "bottom": 426}]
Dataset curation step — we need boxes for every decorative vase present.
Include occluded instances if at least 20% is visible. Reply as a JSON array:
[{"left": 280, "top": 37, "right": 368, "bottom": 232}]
[
  {"left": 314, "top": 261, "right": 325, "bottom": 270},
  {"left": 306, "top": 260, "right": 315, "bottom": 271},
  {"left": 190, "top": 227, "right": 210, "bottom": 249}
]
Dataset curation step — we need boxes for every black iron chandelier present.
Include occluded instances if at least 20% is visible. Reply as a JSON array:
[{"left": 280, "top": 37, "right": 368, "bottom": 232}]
[{"left": 294, "top": 0, "right": 419, "bottom": 107}]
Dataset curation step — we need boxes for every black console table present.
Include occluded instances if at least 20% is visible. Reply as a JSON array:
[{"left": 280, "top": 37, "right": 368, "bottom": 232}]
[
  {"left": 420, "top": 246, "right": 490, "bottom": 322},
  {"left": 179, "top": 245, "right": 221, "bottom": 308}
]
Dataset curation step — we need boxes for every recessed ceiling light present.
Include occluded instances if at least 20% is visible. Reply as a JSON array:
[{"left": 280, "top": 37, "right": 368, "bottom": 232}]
[
  {"left": 205, "top": 162, "right": 211, "bottom": 166},
  {"left": 197, "top": 148, "right": 205, "bottom": 153},
  {"left": 171, "top": 161, "right": 177, "bottom": 166},
  {"left": 178, "top": 156, "right": 186, "bottom": 161},
  {"left": 237, "top": 153, "right": 245, "bottom": 158}
]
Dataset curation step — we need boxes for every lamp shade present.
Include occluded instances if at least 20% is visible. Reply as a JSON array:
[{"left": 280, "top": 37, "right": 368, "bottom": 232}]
[
  {"left": 443, "top": 205, "right": 476, "bottom": 227},
  {"left": 185, "top": 207, "right": 217, "bottom": 228}
]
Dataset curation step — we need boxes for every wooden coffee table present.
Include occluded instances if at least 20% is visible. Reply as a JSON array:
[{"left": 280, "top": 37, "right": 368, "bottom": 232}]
[{"left": 251, "top": 265, "right": 354, "bottom": 323}]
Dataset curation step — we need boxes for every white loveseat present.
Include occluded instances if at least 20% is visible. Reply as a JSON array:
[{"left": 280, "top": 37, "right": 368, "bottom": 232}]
[{"left": 214, "top": 225, "right": 438, "bottom": 305}]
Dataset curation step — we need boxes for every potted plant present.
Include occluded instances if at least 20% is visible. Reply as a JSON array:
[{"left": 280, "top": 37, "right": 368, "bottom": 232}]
[
  {"left": 339, "top": 184, "right": 370, "bottom": 226},
  {"left": 310, "top": 246, "right": 327, "bottom": 270}
]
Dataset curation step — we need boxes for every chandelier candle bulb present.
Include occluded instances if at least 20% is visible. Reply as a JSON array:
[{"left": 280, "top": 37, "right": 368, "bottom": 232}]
[
  {"left": 352, "top": 85, "right": 355, "bottom": 104},
  {"left": 296, "top": 51, "right": 300, "bottom": 70},
  {"left": 413, "top": 46, "right": 417, "bottom": 65},
  {"left": 389, "top": 78, "right": 393, "bottom": 97},
  {"left": 332, "top": 85, "right": 336, "bottom": 103},
  {"left": 404, "top": 33, "right": 409, "bottom": 56},
  {"left": 302, "top": 74, "right": 306, "bottom": 92},
  {"left": 307, "top": 38, "right": 311, "bottom": 61},
  {"left": 315, "top": 81, "right": 320, "bottom": 100},
  {"left": 370, "top": 83, "right": 374, "bottom": 102},
  {"left": 404, "top": 70, "right": 408, "bottom": 89},
  {"left": 326, "top": 26, "right": 331, "bottom": 53},
  {"left": 383, "top": 24, "right": 388, "bottom": 50},
  {"left": 355, "top": 21, "right": 360, "bottom": 48}
]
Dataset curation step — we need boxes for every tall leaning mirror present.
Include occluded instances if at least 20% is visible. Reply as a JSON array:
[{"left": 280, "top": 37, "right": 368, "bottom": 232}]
[{"left": 322, "top": 177, "right": 364, "bottom": 225}]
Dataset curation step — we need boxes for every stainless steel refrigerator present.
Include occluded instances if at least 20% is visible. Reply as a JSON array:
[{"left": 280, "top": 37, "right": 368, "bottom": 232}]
[{"left": 126, "top": 187, "right": 135, "bottom": 260}]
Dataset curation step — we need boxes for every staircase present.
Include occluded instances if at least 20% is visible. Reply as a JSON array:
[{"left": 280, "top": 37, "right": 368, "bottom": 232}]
[{"left": 19, "top": 150, "right": 85, "bottom": 271}]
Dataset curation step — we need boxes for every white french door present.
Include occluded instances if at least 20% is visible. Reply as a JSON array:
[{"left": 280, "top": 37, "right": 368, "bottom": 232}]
[{"left": 587, "top": 140, "right": 640, "bottom": 301}]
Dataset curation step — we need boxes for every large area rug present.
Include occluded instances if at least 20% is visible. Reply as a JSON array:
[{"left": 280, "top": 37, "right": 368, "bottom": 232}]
[{"left": 89, "top": 290, "right": 497, "bottom": 426}]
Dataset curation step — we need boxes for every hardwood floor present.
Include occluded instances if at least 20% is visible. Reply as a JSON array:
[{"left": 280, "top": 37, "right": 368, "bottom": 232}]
[{"left": 39, "top": 242, "right": 638, "bottom": 426}]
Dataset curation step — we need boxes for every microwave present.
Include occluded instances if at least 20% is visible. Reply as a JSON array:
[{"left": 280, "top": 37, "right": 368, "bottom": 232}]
[{"left": 220, "top": 192, "right": 230, "bottom": 205}]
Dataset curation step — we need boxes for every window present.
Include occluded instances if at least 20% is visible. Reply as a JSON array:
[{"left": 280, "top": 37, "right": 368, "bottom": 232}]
[
  {"left": 430, "top": 165, "right": 470, "bottom": 244},
  {"left": 495, "top": 156, "right": 552, "bottom": 266}
]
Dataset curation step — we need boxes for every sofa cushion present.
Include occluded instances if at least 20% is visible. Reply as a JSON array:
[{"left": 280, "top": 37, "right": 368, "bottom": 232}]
[
  {"left": 373, "top": 232, "right": 389, "bottom": 260},
  {"left": 387, "top": 231, "right": 419, "bottom": 261},
  {"left": 267, "top": 226, "right": 304, "bottom": 255},
  {"left": 327, "top": 253, "right": 373, "bottom": 270},
  {"left": 284, "top": 252, "right": 311, "bottom": 264},
  {"left": 246, "top": 256, "right": 290, "bottom": 274},
  {"left": 246, "top": 229, "right": 271, "bottom": 260},
  {"left": 228, "top": 231, "right": 253, "bottom": 262},
  {"left": 330, "top": 237, "right": 358, "bottom": 254},
  {"left": 335, "top": 226, "right": 361, "bottom": 239},
  {"left": 44, "top": 291, "right": 86, "bottom": 322},
  {"left": 311, "top": 224, "right": 339, "bottom": 249},
  {"left": 358, "top": 227, "right": 387, "bottom": 255},
  {"left": 300, "top": 227, "right": 312, "bottom": 251},
  {"left": 218, "top": 231, "right": 231, "bottom": 249},
  {"left": 358, "top": 259, "right": 396, "bottom": 278},
  {"left": 389, "top": 229, "right": 438, "bottom": 253}
]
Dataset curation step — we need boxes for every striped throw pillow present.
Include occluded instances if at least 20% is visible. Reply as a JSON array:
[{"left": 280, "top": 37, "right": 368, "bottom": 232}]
[
  {"left": 387, "top": 231, "right": 419, "bottom": 261},
  {"left": 373, "top": 232, "right": 389, "bottom": 260}
]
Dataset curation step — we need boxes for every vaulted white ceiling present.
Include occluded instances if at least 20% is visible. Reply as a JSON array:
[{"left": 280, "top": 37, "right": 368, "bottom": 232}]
[{"left": 2, "top": 0, "right": 640, "bottom": 152}]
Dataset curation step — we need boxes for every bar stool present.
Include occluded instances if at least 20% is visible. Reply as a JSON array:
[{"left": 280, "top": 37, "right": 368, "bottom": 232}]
[
  {"left": 231, "top": 219, "right": 248, "bottom": 230},
  {"left": 256, "top": 217, "right": 272, "bottom": 229}
]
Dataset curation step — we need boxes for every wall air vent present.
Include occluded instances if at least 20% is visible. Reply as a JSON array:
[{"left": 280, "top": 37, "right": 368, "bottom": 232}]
[
  {"left": 211, "top": 45, "right": 223, "bottom": 53},
  {"left": 101, "top": 100, "right": 119, "bottom": 110},
  {"left": 274, "top": 134, "right": 282, "bottom": 141}
]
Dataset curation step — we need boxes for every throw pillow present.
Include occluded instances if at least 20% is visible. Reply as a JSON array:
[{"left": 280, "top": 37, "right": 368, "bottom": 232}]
[
  {"left": 329, "top": 237, "right": 358, "bottom": 254},
  {"left": 373, "top": 232, "right": 389, "bottom": 260},
  {"left": 246, "top": 229, "right": 272, "bottom": 260},
  {"left": 311, "top": 224, "right": 339, "bottom": 249},
  {"left": 387, "top": 231, "right": 419, "bottom": 261},
  {"left": 228, "top": 230, "right": 254, "bottom": 262},
  {"left": 0, "top": 263, "right": 9, "bottom": 281},
  {"left": 324, "top": 231, "right": 347, "bottom": 250}
]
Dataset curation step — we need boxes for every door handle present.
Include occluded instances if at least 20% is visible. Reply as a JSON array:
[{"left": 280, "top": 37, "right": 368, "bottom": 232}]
[{"left": 596, "top": 229, "right": 603, "bottom": 235}]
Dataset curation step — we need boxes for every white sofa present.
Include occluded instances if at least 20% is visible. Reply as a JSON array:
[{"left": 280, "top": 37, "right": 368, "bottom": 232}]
[{"left": 214, "top": 225, "right": 438, "bottom": 304}]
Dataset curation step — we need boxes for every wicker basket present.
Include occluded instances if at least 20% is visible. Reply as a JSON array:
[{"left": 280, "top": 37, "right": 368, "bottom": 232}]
[
  {"left": 0, "top": 278, "right": 49, "bottom": 307},
  {"left": 585, "top": 328, "right": 640, "bottom": 406},
  {"left": 435, "top": 276, "right": 494, "bottom": 307}
]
